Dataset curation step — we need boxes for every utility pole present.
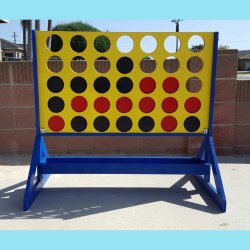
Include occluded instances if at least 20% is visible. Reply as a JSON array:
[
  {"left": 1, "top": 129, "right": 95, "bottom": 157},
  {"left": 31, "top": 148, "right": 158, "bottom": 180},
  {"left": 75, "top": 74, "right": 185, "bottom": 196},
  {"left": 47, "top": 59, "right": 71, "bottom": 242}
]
[
  {"left": 12, "top": 32, "right": 18, "bottom": 43},
  {"left": 47, "top": 20, "right": 52, "bottom": 50},
  {"left": 171, "top": 19, "right": 183, "bottom": 51}
]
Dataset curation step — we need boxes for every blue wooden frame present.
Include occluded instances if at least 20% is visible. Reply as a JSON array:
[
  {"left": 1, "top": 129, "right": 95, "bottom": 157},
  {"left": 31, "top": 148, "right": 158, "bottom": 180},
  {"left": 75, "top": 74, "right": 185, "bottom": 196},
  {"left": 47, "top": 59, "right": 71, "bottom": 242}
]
[{"left": 23, "top": 31, "right": 226, "bottom": 212}]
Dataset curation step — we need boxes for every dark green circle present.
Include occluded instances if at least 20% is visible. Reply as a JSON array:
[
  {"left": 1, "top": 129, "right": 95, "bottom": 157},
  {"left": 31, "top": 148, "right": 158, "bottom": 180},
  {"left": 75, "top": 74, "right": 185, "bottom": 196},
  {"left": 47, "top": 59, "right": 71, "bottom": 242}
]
[
  {"left": 94, "top": 35, "right": 111, "bottom": 53},
  {"left": 70, "top": 35, "right": 87, "bottom": 52}
]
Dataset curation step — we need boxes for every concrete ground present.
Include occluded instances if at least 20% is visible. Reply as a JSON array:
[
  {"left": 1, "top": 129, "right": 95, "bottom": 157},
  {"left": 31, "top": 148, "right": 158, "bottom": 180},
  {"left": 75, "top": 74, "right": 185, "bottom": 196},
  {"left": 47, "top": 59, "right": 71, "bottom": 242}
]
[{"left": 0, "top": 154, "right": 250, "bottom": 230}]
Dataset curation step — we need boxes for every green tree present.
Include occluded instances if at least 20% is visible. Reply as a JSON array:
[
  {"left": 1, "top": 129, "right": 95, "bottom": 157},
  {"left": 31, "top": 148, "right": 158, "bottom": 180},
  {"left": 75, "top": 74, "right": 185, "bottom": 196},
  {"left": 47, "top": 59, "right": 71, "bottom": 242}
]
[
  {"left": 191, "top": 44, "right": 204, "bottom": 52},
  {"left": 191, "top": 44, "right": 230, "bottom": 51},
  {"left": 51, "top": 21, "right": 110, "bottom": 53},
  {"left": 219, "top": 45, "right": 230, "bottom": 50}
]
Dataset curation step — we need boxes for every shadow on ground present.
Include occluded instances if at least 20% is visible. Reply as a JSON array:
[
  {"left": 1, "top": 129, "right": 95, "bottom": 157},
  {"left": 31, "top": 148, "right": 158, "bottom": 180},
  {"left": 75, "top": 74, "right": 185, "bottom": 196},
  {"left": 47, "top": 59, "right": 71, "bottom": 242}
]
[{"left": 0, "top": 175, "right": 221, "bottom": 220}]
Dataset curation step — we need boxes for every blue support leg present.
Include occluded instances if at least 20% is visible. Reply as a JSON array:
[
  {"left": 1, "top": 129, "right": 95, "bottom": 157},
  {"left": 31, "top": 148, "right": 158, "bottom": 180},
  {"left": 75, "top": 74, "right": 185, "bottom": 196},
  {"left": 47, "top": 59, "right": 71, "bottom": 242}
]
[
  {"left": 197, "top": 137, "right": 206, "bottom": 160},
  {"left": 195, "top": 136, "right": 226, "bottom": 212},
  {"left": 23, "top": 136, "right": 49, "bottom": 211},
  {"left": 197, "top": 137, "right": 210, "bottom": 183},
  {"left": 37, "top": 136, "right": 50, "bottom": 183}
]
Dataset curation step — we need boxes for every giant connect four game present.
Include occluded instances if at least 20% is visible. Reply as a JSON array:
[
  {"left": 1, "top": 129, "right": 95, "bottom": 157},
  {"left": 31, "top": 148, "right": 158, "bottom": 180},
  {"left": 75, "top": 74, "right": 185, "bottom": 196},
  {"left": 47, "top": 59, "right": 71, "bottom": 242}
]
[{"left": 23, "top": 31, "right": 227, "bottom": 212}]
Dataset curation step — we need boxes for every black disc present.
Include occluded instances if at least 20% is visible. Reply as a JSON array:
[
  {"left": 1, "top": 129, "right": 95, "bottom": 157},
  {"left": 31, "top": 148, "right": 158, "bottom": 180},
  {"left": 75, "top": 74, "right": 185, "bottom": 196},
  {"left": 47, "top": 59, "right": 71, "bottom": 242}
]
[
  {"left": 94, "top": 77, "right": 110, "bottom": 93},
  {"left": 116, "top": 77, "right": 133, "bottom": 93},
  {"left": 184, "top": 116, "right": 200, "bottom": 132},
  {"left": 138, "top": 116, "right": 155, "bottom": 132},
  {"left": 47, "top": 76, "right": 64, "bottom": 93},
  {"left": 116, "top": 57, "right": 133, "bottom": 74},
  {"left": 116, "top": 116, "right": 132, "bottom": 132},
  {"left": 70, "top": 77, "right": 87, "bottom": 93},
  {"left": 94, "top": 116, "right": 110, "bottom": 132},
  {"left": 71, "top": 116, "right": 87, "bottom": 132},
  {"left": 48, "top": 96, "right": 64, "bottom": 113}
]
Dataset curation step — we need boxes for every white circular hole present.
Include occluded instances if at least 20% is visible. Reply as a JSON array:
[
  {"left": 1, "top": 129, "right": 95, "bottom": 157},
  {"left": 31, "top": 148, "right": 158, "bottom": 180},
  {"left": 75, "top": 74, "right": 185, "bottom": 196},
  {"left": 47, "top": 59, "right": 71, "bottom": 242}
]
[
  {"left": 117, "top": 35, "right": 134, "bottom": 53},
  {"left": 188, "top": 35, "right": 205, "bottom": 52},
  {"left": 140, "top": 35, "right": 157, "bottom": 53},
  {"left": 164, "top": 35, "right": 180, "bottom": 53}
]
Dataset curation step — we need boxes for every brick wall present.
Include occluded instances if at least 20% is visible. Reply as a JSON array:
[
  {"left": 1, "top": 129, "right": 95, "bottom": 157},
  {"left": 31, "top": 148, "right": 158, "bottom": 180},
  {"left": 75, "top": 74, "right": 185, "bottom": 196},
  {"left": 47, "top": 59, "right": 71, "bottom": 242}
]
[
  {"left": 234, "top": 80, "right": 250, "bottom": 154},
  {"left": 1, "top": 49, "right": 248, "bottom": 155}
]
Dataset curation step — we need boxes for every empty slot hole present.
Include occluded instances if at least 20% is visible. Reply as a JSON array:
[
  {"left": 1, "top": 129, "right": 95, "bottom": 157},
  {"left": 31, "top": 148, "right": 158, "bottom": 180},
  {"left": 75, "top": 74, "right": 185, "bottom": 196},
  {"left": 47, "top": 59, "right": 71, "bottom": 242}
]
[
  {"left": 94, "top": 57, "right": 111, "bottom": 73},
  {"left": 117, "top": 35, "right": 134, "bottom": 53},
  {"left": 188, "top": 35, "right": 205, "bottom": 52},
  {"left": 186, "top": 77, "right": 202, "bottom": 93},
  {"left": 140, "top": 35, "right": 157, "bottom": 53},
  {"left": 94, "top": 35, "right": 111, "bottom": 53},
  {"left": 187, "top": 56, "right": 203, "bottom": 73},
  {"left": 46, "top": 34, "right": 63, "bottom": 52},
  {"left": 71, "top": 56, "right": 87, "bottom": 73},
  {"left": 47, "top": 56, "right": 63, "bottom": 73},
  {"left": 163, "top": 56, "right": 179, "bottom": 73},
  {"left": 70, "top": 35, "right": 87, "bottom": 52},
  {"left": 140, "top": 57, "right": 156, "bottom": 73},
  {"left": 164, "top": 35, "right": 180, "bottom": 53}
]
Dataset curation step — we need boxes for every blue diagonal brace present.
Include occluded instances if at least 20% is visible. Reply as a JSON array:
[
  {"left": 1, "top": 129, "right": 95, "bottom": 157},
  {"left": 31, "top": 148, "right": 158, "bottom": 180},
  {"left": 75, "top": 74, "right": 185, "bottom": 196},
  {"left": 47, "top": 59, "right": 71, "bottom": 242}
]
[
  {"left": 196, "top": 136, "right": 226, "bottom": 212},
  {"left": 23, "top": 136, "right": 49, "bottom": 211}
]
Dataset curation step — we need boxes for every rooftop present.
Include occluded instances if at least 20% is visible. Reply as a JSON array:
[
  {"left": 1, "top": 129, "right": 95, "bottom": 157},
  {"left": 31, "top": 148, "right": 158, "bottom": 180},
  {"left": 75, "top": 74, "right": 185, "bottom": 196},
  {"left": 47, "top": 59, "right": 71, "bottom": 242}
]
[{"left": 0, "top": 38, "right": 23, "bottom": 50}]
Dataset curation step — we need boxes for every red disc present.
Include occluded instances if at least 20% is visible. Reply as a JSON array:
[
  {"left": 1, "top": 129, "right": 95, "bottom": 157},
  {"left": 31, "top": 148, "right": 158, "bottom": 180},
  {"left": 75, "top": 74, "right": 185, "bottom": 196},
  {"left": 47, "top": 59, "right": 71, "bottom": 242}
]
[
  {"left": 71, "top": 96, "right": 88, "bottom": 112},
  {"left": 162, "top": 97, "right": 178, "bottom": 113},
  {"left": 184, "top": 97, "right": 201, "bottom": 113},
  {"left": 139, "top": 97, "right": 155, "bottom": 113},
  {"left": 139, "top": 77, "right": 156, "bottom": 94},
  {"left": 161, "top": 116, "right": 177, "bottom": 132},
  {"left": 116, "top": 97, "right": 133, "bottom": 113},
  {"left": 48, "top": 115, "right": 65, "bottom": 132},
  {"left": 163, "top": 77, "right": 179, "bottom": 93},
  {"left": 94, "top": 97, "right": 110, "bottom": 113}
]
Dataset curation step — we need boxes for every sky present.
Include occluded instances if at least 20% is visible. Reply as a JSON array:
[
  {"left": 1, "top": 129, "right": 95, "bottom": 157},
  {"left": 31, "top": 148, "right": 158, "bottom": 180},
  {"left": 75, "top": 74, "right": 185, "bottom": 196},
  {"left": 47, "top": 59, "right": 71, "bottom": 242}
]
[{"left": 0, "top": 20, "right": 250, "bottom": 50}]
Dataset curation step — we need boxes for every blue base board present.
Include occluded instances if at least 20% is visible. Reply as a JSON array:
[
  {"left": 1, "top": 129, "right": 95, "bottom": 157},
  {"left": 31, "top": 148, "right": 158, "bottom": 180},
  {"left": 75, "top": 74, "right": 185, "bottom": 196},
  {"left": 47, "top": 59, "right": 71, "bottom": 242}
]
[{"left": 42, "top": 156, "right": 209, "bottom": 175}]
